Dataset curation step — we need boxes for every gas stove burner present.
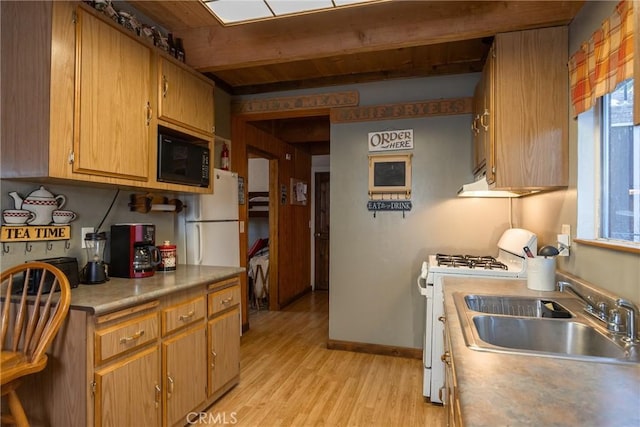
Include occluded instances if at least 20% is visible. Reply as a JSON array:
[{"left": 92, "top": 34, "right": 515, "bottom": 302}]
[
  {"left": 470, "top": 260, "right": 508, "bottom": 270},
  {"left": 435, "top": 253, "right": 508, "bottom": 270}
]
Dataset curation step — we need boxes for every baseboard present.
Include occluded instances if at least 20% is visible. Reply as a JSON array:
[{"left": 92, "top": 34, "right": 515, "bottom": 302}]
[{"left": 327, "top": 339, "right": 422, "bottom": 359}]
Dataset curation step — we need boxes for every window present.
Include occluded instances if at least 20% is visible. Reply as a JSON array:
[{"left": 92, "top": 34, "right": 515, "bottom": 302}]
[{"left": 577, "top": 78, "right": 640, "bottom": 248}]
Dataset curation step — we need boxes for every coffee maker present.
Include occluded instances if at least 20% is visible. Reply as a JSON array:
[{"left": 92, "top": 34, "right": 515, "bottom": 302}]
[{"left": 110, "top": 224, "right": 160, "bottom": 278}]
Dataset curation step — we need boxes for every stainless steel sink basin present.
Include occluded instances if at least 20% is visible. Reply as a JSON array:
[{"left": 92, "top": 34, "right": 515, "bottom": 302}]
[
  {"left": 454, "top": 293, "right": 639, "bottom": 365},
  {"left": 472, "top": 315, "right": 628, "bottom": 359},
  {"left": 464, "top": 294, "right": 572, "bottom": 318}
]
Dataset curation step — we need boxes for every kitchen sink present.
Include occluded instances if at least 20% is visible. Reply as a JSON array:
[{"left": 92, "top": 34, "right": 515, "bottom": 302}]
[
  {"left": 464, "top": 294, "right": 573, "bottom": 318},
  {"left": 454, "top": 293, "right": 639, "bottom": 365},
  {"left": 472, "top": 315, "right": 628, "bottom": 359}
]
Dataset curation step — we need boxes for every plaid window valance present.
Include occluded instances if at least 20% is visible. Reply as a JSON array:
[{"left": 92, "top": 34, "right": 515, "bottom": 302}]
[{"left": 568, "top": 0, "right": 634, "bottom": 117}]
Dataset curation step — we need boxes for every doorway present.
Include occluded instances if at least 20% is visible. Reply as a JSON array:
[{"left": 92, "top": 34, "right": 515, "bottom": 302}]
[
  {"left": 314, "top": 171, "right": 330, "bottom": 291},
  {"left": 246, "top": 150, "right": 277, "bottom": 314}
]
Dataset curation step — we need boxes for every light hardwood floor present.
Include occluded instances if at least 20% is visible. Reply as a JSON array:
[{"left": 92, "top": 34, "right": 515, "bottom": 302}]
[{"left": 203, "top": 291, "right": 445, "bottom": 426}]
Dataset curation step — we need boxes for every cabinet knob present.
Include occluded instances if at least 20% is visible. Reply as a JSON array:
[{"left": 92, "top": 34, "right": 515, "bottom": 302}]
[
  {"left": 162, "top": 75, "right": 169, "bottom": 98},
  {"left": 119, "top": 330, "right": 145, "bottom": 344},
  {"left": 480, "top": 109, "right": 490, "bottom": 131},
  {"left": 145, "top": 102, "right": 152, "bottom": 126},
  {"left": 179, "top": 310, "right": 195, "bottom": 321},
  {"left": 441, "top": 351, "right": 450, "bottom": 365},
  {"left": 154, "top": 384, "right": 161, "bottom": 408},
  {"left": 167, "top": 375, "right": 174, "bottom": 396}
]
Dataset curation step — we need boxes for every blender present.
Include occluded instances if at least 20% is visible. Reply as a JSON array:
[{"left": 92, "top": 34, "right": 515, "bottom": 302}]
[{"left": 81, "top": 232, "right": 108, "bottom": 284}]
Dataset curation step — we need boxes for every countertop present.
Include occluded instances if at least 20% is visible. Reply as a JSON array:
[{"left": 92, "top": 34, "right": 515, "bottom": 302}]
[
  {"left": 442, "top": 276, "right": 640, "bottom": 427},
  {"left": 69, "top": 264, "right": 244, "bottom": 315}
]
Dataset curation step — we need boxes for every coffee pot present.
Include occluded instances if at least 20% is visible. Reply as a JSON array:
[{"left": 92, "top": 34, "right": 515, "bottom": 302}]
[{"left": 133, "top": 244, "right": 161, "bottom": 272}]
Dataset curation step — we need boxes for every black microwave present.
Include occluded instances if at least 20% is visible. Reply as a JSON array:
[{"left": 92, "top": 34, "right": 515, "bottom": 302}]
[{"left": 157, "top": 133, "right": 210, "bottom": 187}]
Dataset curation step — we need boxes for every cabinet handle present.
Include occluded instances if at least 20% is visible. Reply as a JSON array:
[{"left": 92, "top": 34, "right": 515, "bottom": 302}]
[
  {"left": 480, "top": 108, "right": 490, "bottom": 131},
  {"left": 119, "top": 329, "right": 145, "bottom": 344},
  {"left": 162, "top": 75, "right": 168, "bottom": 98},
  {"left": 154, "top": 384, "right": 161, "bottom": 408},
  {"left": 438, "top": 315, "right": 446, "bottom": 323},
  {"left": 179, "top": 310, "right": 195, "bottom": 321},
  {"left": 471, "top": 115, "right": 480, "bottom": 135},
  {"left": 146, "top": 102, "right": 152, "bottom": 126},
  {"left": 167, "top": 375, "right": 174, "bottom": 397},
  {"left": 441, "top": 351, "right": 450, "bottom": 365},
  {"left": 211, "top": 350, "right": 217, "bottom": 368},
  {"left": 221, "top": 296, "right": 233, "bottom": 305}
]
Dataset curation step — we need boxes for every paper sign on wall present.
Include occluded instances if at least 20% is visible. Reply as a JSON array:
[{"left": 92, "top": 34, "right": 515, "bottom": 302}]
[{"left": 368, "top": 129, "right": 413, "bottom": 152}]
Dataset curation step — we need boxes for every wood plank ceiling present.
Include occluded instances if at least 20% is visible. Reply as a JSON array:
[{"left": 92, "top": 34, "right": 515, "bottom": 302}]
[{"left": 129, "top": 0, "right": 584, "bottom": 155}]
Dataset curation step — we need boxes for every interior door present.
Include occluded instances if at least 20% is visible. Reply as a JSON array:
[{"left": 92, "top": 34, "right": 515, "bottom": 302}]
[{"left": 314, "top": 172, "right": 330, "bottom": 291}]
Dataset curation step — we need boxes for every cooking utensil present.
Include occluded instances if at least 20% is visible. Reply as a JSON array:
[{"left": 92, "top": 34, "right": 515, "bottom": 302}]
[
  {"left": 538, "top": 245, "right": 559, "bottom": 258},
  {"left": 523, "top": 246, "right": 535, "bottom": 258}
]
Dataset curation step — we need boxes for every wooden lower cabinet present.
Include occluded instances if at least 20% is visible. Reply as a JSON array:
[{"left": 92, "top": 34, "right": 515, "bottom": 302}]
[
  {"left": 94, "top": 346, "right": 161, "bottom": 427},
  {"left": 208, "top": 307, "right": 241, "bottom": 395},
  {"left": 163, "top": 324, "right": 207, "bottom": 427},
  {"left": 443, "top": 318, "right": 462, "bottom": 427},
  {"left": 16, "top": 275, "right": 240, "bottom": 427}
]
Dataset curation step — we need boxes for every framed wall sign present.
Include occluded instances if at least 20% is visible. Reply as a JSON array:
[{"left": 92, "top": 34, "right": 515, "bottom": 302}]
[{"left": 368, "top": 153, "right": 412, "bottom": 199}]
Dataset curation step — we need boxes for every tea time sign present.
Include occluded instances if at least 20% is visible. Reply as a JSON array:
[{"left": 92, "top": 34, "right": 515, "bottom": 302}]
[
  {"left": 368, "top": 129, "right": 413, "bottom": 152},
  {"left": 1, "top": 225, "right": 71, "bottom": 242}
]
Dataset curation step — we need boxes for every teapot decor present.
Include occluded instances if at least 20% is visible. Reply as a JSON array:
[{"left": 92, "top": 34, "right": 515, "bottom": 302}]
[{"left": 9, "top": 186, "right": 68, "bottom": 226}]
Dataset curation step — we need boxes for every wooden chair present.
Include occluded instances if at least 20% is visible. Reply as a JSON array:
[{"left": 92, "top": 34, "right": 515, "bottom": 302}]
[{"left": 1, "top": 262, "right": 71, "bottom": 427}]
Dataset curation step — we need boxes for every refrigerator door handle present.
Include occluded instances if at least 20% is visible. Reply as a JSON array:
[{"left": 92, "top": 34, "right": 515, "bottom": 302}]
[{"left": 196, "top": 223, "right": 204, "bottom": 264}]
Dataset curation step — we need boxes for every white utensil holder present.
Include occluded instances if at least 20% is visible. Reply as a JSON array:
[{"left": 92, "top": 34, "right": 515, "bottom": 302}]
[{"left": 526, "top": 257, "right": 556, "bottom": 291}]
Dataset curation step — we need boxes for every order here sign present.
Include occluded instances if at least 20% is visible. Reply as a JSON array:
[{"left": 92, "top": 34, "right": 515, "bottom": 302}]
[{"left": 368, "top": 129, "right": 413, "bottom": 152}]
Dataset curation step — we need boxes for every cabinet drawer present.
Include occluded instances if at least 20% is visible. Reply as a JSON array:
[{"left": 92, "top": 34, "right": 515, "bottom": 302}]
[
  {"left": 162, "top": 296, "right": 206, "bottom": 336},
  {"left": 208, "top": 285, "right": 240, "bottom": 317},
  {"left": 95, "top": 313, "right": 159, "bottom": 364}
]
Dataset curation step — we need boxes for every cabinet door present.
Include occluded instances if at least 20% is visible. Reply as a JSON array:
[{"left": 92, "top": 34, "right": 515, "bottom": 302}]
[
  {"left": 483, "top": 45, "right": 496, "bottom": 185},
  {"left": 208, "top": 307, "right": 240, "bottom": 396},
  {"left": 471, "top": 81, "right": 485, "bottom": 174},
  {"left": 163, "top": 325, "right": 207, "bottom": 427},
  {"left": 492, "top": 27, "right": 568, "bottom": 189},
  {"left": 74, "top": 9, "right": 152, "bottom": 181},
  {"left": 94, "top": 346, "right": 161, "bottom": 427},
  {"left": 158, "top": 58, "right": 214, "bottom": 135}
]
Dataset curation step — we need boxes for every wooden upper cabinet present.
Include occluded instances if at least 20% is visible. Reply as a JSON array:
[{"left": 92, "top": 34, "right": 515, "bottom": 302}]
[
  {"left": 482, "top": 26, "right": 568, "bottom": 191},
  {"left": 158, "top": 57, "right": 215, "bottom": 136},
  {"left": 74, "top": 8, "right": 152, "bottom": 181}
]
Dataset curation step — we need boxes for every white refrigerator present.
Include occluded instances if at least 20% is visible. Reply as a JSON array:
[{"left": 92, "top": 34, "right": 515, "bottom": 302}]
[{"left": 178, "top": 169, "right": 240, "bottom": 267}]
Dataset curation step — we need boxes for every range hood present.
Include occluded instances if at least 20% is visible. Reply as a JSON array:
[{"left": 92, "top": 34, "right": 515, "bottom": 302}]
[{"left": 457, "top": 177, "right": 523, "bottom": 198}]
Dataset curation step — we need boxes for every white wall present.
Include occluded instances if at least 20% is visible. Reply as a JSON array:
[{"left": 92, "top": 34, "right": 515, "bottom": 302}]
[
  {"left": 328, "top": 74, "right": 516, "bottom": 349},
  {"left": 247, "top": 158, "right": 270, "bottom": 248}
]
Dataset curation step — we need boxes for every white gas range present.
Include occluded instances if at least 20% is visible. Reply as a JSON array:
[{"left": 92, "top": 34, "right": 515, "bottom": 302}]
[{"left": 416, "top": 228, "right": 537, "bottom": 403}]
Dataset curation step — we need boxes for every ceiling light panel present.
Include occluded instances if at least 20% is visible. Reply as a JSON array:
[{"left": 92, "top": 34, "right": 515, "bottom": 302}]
[
  {"left": 267, "top": 0, "right": 332, "bottom": 16},
  {"left": 204, "top": 0, "right": 273, "bottom": 24},
  {"left": 202, "top": 0, "right": 385, "bottom": 25}
]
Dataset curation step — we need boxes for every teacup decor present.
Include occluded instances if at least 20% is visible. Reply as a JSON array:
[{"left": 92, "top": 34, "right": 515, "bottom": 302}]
[
  {"left": 2, "top": 209, "right": 36, "bottom": 225},
  {"left": 52, "top": 210, "right": 78, "bottom": 225}
]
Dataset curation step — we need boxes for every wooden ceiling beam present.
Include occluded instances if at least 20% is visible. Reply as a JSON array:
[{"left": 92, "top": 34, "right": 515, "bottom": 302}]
[{"left": 172, "top": 1, "right": 583, "bottom": 72}]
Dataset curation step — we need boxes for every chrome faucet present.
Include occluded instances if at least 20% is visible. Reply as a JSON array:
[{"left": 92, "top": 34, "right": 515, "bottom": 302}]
[
  {"left": 616, "top": 298, "right": 639, "bottom": 342},
  {"left": 557, "top": 281, "right": 605, "bottom": 320}
]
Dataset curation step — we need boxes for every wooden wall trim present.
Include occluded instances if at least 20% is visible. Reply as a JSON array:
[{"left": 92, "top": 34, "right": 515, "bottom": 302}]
[
  {"left": 231, "top": 91, "right": 359, "bottom": 115},
  {"left": 330, "top": 97, "right": 473, "bottom": 123},
  {"left": 327, "top": 339, "right": 422, "bottom": 360}
]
